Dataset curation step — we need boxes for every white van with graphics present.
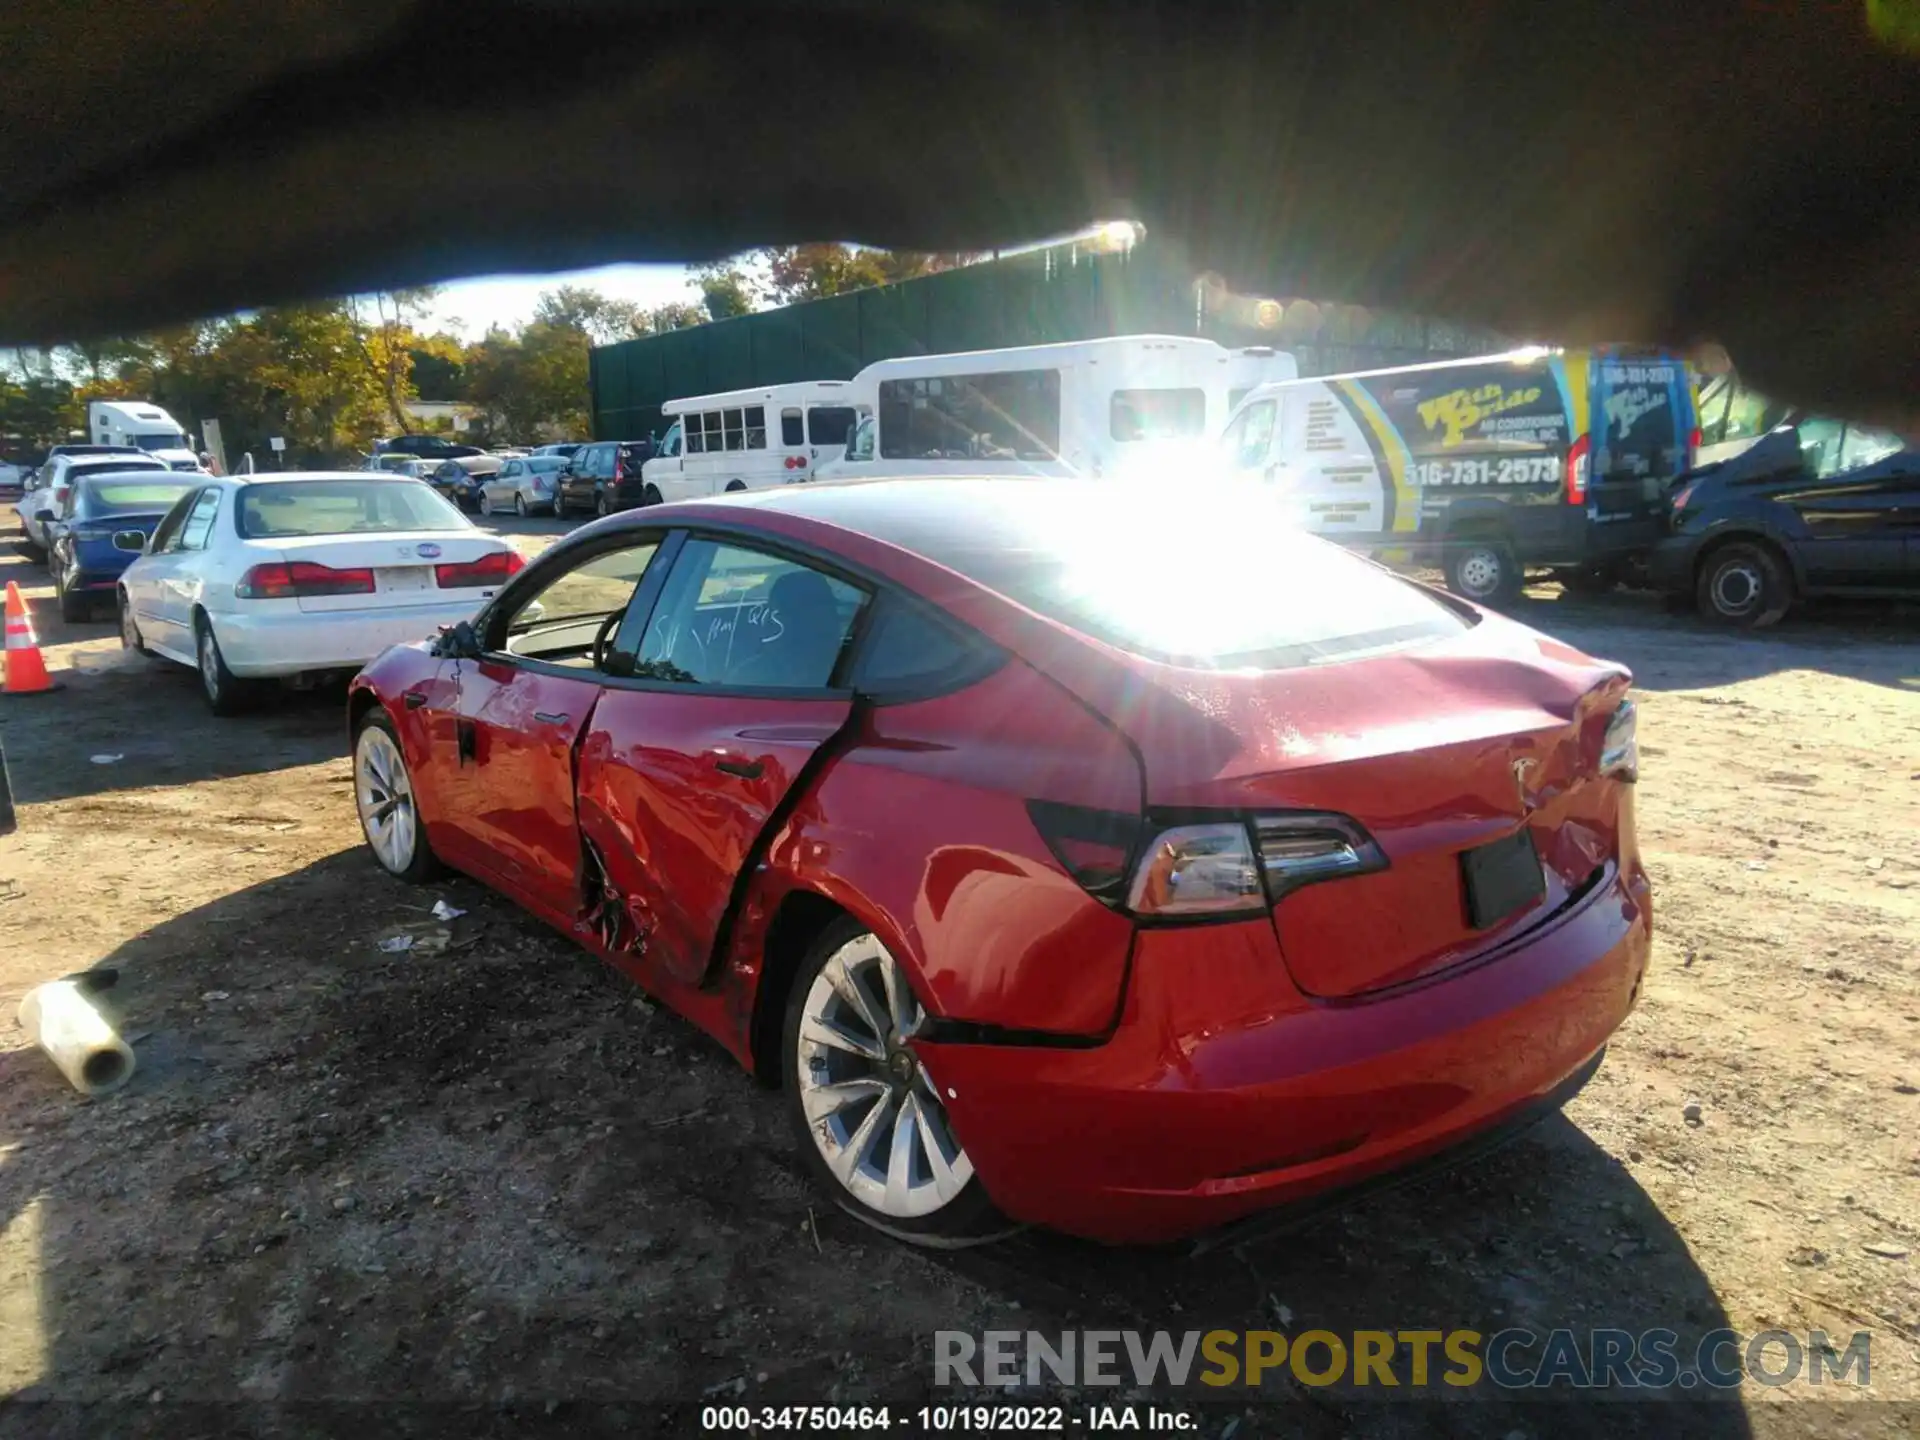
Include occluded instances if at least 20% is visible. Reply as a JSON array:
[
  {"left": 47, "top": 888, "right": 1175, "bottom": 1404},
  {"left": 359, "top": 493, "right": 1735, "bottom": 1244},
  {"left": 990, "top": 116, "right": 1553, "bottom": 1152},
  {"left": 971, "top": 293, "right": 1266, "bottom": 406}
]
[
  {"left": 814, "top": 336, "right": 1297, "bottom": 483},
  {"left": 641, "top": 381, "right": 860, "bottom": 503}
]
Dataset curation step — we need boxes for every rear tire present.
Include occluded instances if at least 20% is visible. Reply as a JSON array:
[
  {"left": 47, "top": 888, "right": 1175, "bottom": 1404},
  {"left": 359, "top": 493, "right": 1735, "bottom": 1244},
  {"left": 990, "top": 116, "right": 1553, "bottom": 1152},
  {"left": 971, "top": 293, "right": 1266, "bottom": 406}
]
[
  {"left": 513, "top": 493, "right": 527, "bottom": 517},
  {"left": 56, "top": 562, "right": 89, "bottom": 622},
  {"left": 195, "top": 613, "right": 262, "bottom": 716},
  {"left": 595, "top": 492, "right": 610, "bottom": 518},
  {"left": 1445, "top": 536, "right": 1523, "bottom": 607},
  {"left": 118, "top": 591, "right": 151, "bottom": 655},
  {"left": 780, "top": 916, "right": 1010, "bottom": 1248},
  {"left": 1696, "top": 540, "right": 1791, "bottom": 629},
  {"left": 725, "top": 480, "right": 747, "bottom": 493}
]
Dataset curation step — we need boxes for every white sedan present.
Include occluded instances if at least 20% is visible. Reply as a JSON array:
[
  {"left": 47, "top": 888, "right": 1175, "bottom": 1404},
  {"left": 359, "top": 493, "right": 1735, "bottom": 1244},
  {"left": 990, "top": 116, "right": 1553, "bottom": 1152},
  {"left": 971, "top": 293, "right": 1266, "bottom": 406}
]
[{"left": 116, "top": 472, "right": 525, "bottom": 714}]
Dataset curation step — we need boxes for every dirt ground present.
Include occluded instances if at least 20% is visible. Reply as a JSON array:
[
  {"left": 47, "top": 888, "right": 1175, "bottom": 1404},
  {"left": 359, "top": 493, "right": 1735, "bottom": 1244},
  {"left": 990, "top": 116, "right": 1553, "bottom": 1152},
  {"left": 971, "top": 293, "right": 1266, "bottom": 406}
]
[{"left": 0, "top": 510, "right": 1914, "bottom": 1438}]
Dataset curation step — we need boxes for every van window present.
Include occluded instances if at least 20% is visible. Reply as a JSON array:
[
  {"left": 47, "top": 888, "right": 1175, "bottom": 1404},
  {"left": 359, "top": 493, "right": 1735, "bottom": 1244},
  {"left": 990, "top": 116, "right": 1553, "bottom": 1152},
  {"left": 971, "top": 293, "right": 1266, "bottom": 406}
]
[
  {"left": 1111, "top": 388, "right": 1206, "bottom": 442},
  {"left": 1219, "top": 400, "right": 1277, "bottom": 470},
  {"left": 658, "top": 421, "right": 682, "bottom": 459},
  {"left": 1593, "top": 361, "right": 1684, "bottom": 480},
  {"left": 878, "top": 369, "right": 1061, "bottom": 461},
  {"left": 807, "top": 406, "right": 857, "bottom": 447},
  {"left": 701, "top": 413, "right": 724, "bottom": 454},
  {"left": 722, "top": 410, "right": 744, "bottom": 452},
  {"left": 781, "top": 408, "right": 805, "bottom": 447},
  {"left": 744, "top": 406, "right": 766, "bottom": 450},
  {"left": 686, "top": 418, "right": 705, "bottom": 454},
  {"left": 843, "top": 415, "right": 876, "bottom": 463}
]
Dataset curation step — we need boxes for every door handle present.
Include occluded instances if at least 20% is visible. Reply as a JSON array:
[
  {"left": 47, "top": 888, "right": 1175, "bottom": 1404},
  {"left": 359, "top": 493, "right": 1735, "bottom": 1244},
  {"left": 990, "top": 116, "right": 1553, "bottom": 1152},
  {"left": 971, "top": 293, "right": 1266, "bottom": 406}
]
[
  {"left": 403, "top": 690, "right": 426, "bottom": 710},
  {"left": 533, "top": 711, "right": 569, "bottom": 724},
  {"left": 714, "top": 757, "right": 763, "bottom": 780}
]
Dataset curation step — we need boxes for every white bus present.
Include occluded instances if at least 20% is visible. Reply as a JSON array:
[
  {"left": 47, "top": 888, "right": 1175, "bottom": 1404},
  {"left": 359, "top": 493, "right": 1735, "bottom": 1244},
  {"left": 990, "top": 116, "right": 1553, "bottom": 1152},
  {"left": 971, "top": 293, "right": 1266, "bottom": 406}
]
[
  {"left": 813, "top": 335, "right": 1298, "bottom": 483},
  {"left": 640, "top": 381, "right": 861, "bottom": 502}
]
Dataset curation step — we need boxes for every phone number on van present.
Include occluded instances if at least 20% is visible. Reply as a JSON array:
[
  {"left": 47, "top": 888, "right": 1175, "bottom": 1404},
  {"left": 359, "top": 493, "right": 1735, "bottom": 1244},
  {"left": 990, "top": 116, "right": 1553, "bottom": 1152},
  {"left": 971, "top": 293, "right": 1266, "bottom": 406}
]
[{"left": 1408, "top": 457, "right": 1562, "bottom": 487}]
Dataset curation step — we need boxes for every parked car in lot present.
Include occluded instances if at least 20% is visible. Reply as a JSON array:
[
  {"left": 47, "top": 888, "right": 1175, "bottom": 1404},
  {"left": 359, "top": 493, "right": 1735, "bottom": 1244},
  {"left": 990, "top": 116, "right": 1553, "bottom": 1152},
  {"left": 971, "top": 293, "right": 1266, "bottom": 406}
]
[
  {"left": 363, "top": 453, "right": 421, "bottom": 473},
  {"left": 478, "top": 455, "right": 569, "bottom": 516},
  {"left": 374, "top": 435, "right": 485, "bottom": 461},
  {"left": 555, "top": 440, "right": 653, "bottom": 516},
  {"left": 531, "top": 442, "right": 583, "bottom": 460},
  {"left": 428, "top": 454, "right": 506, "bottom": 511},
  {"left": 347, "top": 476, "right": 1649, "bottom": 1245},
  {"left": 1650, "top": 418, "right": 1920, "bottom": 627},
  {"left": 118, "top": 473, "right": 524, "bottom": 714},
  {"left": 17, "top": 451, "right": 172, "bottom": 557},
  {"left": 43, "top": 471, "right": 202, "bottom": 620}
]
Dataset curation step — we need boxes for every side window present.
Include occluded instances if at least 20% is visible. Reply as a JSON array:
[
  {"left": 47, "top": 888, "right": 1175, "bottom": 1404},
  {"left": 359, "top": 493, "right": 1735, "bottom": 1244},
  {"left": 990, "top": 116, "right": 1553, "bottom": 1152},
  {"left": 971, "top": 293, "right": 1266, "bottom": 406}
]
[
  {"left": 1221, "top": 401, "right": 1277, "bottom": 470},
  {"left": 780, "top": 408, "right": 805, "bottom": 447},
  {"left": 176, "top": 488, "right": 221, "bottom": 550},
  {"left": 1836, "top": 424, "right": 1905, "bottom": 473},
  {"left": 849, "top": 589, "right": 999, "bottom": 696},
  {"left": 685, "top": 418, "right": 705, "bottom": 455},
  {"left": 637, "top": 539, "right": 865, "bottom": 690},
  {"left": 842, "top": 415, "right": 876, "bottom": 463},
  {"left": 723, "top": 409, "right": 745, "bottom": 452},
  {"left": 1797, "top": 419, "right": 1849, "bottom": 479},
  {"left": 744, "top": 406, "right": 767, "bottom": 450},
  {"left": 501, "top": 461, "right": 520, "bottom": 479},
  {"left": 498, "top": 540, "right": 662, "bottom": 666}
]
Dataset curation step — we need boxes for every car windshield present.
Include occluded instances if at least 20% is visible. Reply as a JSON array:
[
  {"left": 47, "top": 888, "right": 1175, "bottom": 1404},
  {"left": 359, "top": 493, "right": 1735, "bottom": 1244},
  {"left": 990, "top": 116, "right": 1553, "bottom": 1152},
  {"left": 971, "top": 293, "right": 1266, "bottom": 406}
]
[
  {"left": 79, "top": 478, "right": 199, "bottom": 514},
  {"left": 830, "top": 482, "right": 1472, "bottom": 669},
  {"left": 236, "top": 479, "right": 474, "bottom": 537}
]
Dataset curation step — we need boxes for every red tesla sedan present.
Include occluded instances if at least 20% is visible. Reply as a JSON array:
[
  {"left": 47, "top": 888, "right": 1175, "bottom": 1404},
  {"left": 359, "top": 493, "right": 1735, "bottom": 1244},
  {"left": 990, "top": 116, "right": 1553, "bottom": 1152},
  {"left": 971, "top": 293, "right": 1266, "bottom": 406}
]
[{"left": 347, "top": 477, "right": 1650, "bottom": 1245}]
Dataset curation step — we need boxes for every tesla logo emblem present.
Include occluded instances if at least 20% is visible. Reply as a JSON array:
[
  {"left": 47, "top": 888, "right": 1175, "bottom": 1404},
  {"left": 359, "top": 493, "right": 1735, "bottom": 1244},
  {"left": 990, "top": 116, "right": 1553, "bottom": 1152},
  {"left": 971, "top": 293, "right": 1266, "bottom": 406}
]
[
  {"left": 1513, "top": 758, "right": 1540, "bottom": 813},
  {"left": 414, "top": 543, "right": 443, "bottom": 559}
]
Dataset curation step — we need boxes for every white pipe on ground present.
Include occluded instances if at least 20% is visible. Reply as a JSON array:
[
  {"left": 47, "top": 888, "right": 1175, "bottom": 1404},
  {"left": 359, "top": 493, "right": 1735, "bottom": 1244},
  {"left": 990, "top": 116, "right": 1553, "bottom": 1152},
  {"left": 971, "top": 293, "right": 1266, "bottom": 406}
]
[{"left": 17, "top": 978, "right": 136, "bottom": 1097}]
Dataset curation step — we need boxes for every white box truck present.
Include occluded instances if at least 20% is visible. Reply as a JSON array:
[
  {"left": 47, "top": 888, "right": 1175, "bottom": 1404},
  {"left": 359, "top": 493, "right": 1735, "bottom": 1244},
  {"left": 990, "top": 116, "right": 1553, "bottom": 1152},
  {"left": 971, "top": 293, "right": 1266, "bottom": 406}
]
[{"left": 88, "top": 401, "right": 203, "bottom": 472}]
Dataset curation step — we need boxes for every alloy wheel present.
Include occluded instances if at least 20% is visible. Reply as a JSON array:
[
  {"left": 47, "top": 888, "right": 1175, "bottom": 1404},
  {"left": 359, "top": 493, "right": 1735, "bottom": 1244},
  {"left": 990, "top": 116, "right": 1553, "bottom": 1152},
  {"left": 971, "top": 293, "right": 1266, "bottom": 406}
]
[
  {"left": 355, "top": 725, "right": 419, "bottom": 874},
  {"left": 794, "top": 933, "right": 974, "bottom": 1220}
]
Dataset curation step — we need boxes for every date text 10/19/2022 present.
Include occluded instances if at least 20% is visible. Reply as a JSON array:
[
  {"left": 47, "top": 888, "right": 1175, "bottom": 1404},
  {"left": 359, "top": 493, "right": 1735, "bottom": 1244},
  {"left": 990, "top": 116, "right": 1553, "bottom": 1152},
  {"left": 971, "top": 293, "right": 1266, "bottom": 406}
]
[{"left": 700, "top": 1406, "right": 1197, "bottom": 1432}]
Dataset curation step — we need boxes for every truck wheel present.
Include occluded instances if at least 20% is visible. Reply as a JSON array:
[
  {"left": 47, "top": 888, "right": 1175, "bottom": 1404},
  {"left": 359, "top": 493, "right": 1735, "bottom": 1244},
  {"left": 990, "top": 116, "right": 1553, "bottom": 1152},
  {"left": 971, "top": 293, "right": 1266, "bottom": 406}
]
[
  {"left": 725, "top": 480, "right": 747, "bottom": 493},
  {"left": 642, "top": 485, "right": 663, "bottom": 507},
  {"left": 1445, "top": 538, "right": 1522, "bottom": 607},
  {"left": 1696, "top": 541, "right": 1791, "bottom": 629}
]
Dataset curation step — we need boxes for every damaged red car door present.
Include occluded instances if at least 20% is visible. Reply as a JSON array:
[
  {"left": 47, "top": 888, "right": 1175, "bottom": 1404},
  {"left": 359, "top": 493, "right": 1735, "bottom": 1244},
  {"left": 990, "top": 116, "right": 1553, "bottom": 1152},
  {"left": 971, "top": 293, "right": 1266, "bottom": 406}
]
[
  {"left": 436, "top": 537, "right": 666, "bottom": 921},
  {"left": 577, "top": 537, "right": 865, "bottom": 984}
]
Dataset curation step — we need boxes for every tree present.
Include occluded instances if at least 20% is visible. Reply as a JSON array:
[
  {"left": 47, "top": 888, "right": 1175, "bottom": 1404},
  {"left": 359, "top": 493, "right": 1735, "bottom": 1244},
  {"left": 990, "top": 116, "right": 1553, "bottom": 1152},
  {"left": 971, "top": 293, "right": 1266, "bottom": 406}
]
[
  {"left": 692, "top": 261, "right": 758, "bottom": 321},
  {"left": 408, "top": 332, "right": 468, "bottom": 400},
  {"left": 345, "top": 288, "right": 436, "bottom": 433},
  {"left": 534, "top": 285, "right": 645, "bottom": 344},
  {"left": 643, "top": 301, "right": 708, "bottom": 333},
  {"left": 756, "top": 245, "right": 982, "bottom": 306}
]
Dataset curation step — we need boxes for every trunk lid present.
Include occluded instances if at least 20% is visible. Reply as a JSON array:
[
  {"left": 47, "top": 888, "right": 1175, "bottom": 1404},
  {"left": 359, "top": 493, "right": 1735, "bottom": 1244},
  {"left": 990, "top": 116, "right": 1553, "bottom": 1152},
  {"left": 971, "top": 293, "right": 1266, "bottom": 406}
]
[
  {"left": 247, "top": 532, "right": 508, "bottom": 613},
  {"left": 1020, "top": 611, "right": 1632, "bottom": 999}
]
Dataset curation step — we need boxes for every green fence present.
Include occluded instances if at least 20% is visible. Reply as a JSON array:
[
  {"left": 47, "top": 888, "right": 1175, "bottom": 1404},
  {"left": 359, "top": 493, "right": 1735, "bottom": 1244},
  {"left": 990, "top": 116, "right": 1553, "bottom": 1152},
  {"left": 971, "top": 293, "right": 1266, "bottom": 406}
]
[{"left": 590, "top": 239, "right": 1509, "bottom": 440}]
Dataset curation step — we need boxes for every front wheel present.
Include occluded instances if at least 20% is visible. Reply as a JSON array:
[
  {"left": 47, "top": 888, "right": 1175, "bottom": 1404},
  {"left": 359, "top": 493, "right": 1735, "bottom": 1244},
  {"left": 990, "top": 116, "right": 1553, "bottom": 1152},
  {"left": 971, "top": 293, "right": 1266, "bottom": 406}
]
[
  {"left": 118, "top": 591, "right": 151, "bottom": 655},
  {"left": 478, "top": 491, "right": 494, "bottom": 517},
  {"left": 1696, "top": 540, "right": 1792, "bottom": 628},
  {"left": 352, "top": 711, "right": 442, "bottom": 882},
  {"left": 781, "top": 919, "right": 1008, "bottom": 1247},
  {"left": 642, "top": 484, "right": 663, "bottom": 507},
  {"left": 595, "top": 492, "right": 610, "bottom": 518},
  {"left": 1445, "top": 537, "right": 1522, "bottom": 606}
]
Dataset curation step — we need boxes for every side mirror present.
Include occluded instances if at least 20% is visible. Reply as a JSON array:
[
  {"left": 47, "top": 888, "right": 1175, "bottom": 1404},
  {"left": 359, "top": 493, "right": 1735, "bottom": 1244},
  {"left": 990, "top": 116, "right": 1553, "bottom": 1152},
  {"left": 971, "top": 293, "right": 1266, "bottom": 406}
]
[
  {"left": 434, "top": 619, "right": 484, "bottom": 659},
  {"left": 112, "top": 530, "right": 147, "bottom": 552},
  {"left": 34, "top": 508, "right": 55, "bottom": 523}
]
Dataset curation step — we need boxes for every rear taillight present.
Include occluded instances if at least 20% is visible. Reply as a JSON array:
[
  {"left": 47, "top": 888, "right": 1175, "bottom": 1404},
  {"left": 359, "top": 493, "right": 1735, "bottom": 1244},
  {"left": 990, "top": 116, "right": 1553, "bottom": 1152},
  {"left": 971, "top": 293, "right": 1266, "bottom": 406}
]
[
  {"left": 1565, "top": 434, "right": 1591, "bottom": 505},
  {"left": 434, "top": 550, "right": 524, "bottom": 588},
  {"left": 784, "top": 456, "right": 807, "bottom": 470},
  {"left": 1687, "top": 426, "right": 1702, "bottom": 465},
  {"left": 1600, "top": 700, "right": 1638, "bottom": 783},
  {"left": 1031, "top": 802, "right": 1388, "bottom": 920},
  {"left": 235, "top": 561, "right": 376, "bottom": 599}
]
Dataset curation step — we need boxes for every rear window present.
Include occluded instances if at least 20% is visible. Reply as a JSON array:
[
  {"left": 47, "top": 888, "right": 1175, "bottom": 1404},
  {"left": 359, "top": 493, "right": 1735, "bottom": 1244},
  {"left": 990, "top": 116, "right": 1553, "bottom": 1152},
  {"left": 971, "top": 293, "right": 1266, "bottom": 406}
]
[
  {"left": 68, "top": 458, "right": 167, "bottom": 480},
  {"left": 236, "top": 480, "right": 473, "bottom": 538},
  {"left": 1593, "top": 360, "right": 1686, "bottom": 480},
  {"left": 807, "top": 406, "right": 857, "bottom": 446},
  {"left": 80, "top": 479, "right": 198, "bottom": 513},
  {"left": 849, "top": 484, "right": 1470, "bottom": 670}
]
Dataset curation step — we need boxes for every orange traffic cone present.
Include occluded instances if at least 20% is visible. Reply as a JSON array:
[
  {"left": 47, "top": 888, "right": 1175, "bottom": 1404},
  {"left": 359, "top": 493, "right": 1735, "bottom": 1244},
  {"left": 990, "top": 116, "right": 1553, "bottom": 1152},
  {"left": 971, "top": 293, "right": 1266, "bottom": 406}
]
[{"left": 3, "top": 580, "right": 61, "bottom": 695}]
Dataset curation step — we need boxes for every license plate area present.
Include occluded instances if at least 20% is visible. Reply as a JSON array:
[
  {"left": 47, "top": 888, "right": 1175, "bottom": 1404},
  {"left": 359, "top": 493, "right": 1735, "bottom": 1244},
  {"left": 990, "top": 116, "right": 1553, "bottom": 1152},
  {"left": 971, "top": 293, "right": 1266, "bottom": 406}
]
[
  {"left": 1461, "top": 828, "right": 1546, "bottom": 930},
  {"left": 377, "top": 567, "right": 432, "bottom": 593}
]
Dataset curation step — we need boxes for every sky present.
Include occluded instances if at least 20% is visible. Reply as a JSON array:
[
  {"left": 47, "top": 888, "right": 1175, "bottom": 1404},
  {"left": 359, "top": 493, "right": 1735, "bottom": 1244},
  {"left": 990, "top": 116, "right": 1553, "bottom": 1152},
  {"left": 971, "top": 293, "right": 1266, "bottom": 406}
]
[{"left": 422, "top": 262, "right": 704, "bottom": 338}]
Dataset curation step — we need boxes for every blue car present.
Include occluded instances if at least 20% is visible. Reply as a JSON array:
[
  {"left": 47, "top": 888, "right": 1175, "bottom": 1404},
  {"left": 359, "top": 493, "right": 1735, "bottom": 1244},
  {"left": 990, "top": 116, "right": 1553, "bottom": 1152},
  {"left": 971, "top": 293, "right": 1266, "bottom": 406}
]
[{"left": 44, "top": 472, "right": 202, "bottom": 621}]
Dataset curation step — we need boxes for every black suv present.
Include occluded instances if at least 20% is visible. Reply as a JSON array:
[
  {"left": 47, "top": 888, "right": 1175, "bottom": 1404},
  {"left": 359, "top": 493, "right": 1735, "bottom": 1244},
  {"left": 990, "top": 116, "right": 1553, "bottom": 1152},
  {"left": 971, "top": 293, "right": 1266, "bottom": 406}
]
[
  {"left": 556, "top": 440, "right": 656, "bottom": 516},
  {"left": 1649, "top": 418, "right": 1920, "bottom": 627}
]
